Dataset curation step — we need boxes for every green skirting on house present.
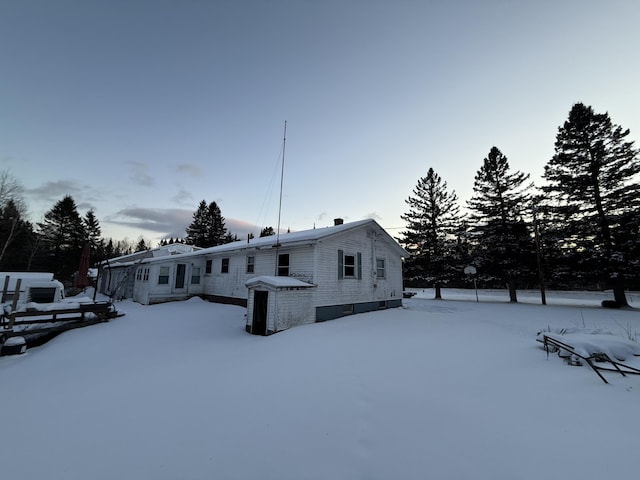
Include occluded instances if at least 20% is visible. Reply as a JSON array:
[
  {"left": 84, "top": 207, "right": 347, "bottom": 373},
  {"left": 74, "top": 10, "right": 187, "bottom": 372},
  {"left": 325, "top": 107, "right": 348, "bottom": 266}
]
[{"left": 315, "top": 298, "right": 402, "bottom": 322}]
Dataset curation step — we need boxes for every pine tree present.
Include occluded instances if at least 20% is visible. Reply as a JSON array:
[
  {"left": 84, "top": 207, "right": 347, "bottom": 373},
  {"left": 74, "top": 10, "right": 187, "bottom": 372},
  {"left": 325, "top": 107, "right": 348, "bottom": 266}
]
[
  {"left": 467, "top": 147, "right": 533, "bottom": 302},
  {"left": 185, "top": 200, "right": 211, "bottom": 247},
  {"left": 222, "top": 232, "right": 238, "bottom": 244},
  {"left": 83, "top": 209, "right": 104, "bottom": 261},
  {"left": 542, "top": 103, "right": 640, "bottom": 304},
  {"left": 260, "top": 226, "right": 275, "bottom": 237},
  {"left": 0, "top": 199, "right": 32, "bottom": 269},
  {"left": 104, "top": 238, "right": 115, "bottom": 258},
  {"left": 83, "top": 210, "right": 101, "bottom": 244},
  {"left": 399, "top": 168, "right": 464, "bottom": 298},
  {"left": 38, "top": 195, "right": 87, "bottom": 281},
  {"left": 185, "top": 200, "right": 228, "bottom": 247},
  {"left": 135, "top": 238, "right": 148, "bottom": 252},
  {"left": 208, "top": 201, "right": 227, "bottom": 246}
]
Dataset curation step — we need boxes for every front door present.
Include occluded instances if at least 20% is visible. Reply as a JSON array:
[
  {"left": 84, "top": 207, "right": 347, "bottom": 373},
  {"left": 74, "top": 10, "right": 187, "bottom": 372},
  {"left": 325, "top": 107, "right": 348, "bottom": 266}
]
[
  {"left": 252, "top": 290, "right": 268, "bottom": 335},
  {"left": 175, "top": 264, "right": 186, "bottom": 289}
]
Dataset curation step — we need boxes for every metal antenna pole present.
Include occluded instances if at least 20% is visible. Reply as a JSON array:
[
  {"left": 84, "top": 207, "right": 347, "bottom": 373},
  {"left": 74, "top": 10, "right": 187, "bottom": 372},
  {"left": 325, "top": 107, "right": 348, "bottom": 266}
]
[{"left": 275, "top": 121, "right": 286, "bottom": 275}]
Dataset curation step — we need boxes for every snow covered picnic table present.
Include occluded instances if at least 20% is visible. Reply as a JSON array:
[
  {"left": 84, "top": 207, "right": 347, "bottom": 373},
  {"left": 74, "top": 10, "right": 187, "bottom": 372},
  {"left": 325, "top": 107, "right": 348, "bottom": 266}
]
[{"left": 537, "top": 328, "right": 640, "bottom": 383}]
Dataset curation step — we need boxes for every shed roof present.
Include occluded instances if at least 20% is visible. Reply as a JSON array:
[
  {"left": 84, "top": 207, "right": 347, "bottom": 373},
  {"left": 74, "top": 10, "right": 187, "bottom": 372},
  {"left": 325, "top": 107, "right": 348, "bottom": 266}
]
[{"left": 245, "top": 276, "right": 316, "bottom": 289}]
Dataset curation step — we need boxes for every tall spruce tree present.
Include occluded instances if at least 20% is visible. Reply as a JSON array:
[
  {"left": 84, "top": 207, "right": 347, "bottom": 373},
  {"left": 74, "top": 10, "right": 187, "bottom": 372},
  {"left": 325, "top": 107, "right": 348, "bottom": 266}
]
[
  {"left": 83, "top": 209, "right": 104, "bottom": 261},
  {"left": 185, "top": 200, "right": 211, "bottom": 247},
  {"left": 467, "top": 147, "right": 533, "bottom": 302},
  {"left": 83, "top": 210, "right": 101, "bottom": 244},
  {"left": 208, "top": 201, "right": 227, "bottom": 245},
  {"left": 185, "top": 200, "right": 228, "bottom": 247},
  {"left": 399, "top": 168, "right": 464, "bottom": 298},
  {"left": 542, "top": 103, "right": 640, "bottom": 304},
  {"left": 38, "top": 195, "right": 86, "bottom": 281}
]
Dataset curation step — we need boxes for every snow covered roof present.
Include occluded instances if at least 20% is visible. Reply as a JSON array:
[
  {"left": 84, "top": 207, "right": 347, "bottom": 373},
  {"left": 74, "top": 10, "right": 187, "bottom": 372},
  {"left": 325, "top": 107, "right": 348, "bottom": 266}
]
[
  {"left": 245, "top": 275, "right": 316, "bottom": 289},
  {"left": 137, "top": 218, "right": 408, "bottom": 265},
  {"left": 0, "top": 272, "right": 55, "bottom": 290},
  {"left": 102, "top": 244, "right": 201, "bottom": 266}
]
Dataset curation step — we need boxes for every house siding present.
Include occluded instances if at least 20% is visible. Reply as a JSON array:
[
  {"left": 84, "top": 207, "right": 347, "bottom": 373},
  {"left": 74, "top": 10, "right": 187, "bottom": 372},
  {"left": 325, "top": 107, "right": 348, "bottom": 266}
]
[{"left": 312, "top": 224, "right": 402, "bottom": 309}]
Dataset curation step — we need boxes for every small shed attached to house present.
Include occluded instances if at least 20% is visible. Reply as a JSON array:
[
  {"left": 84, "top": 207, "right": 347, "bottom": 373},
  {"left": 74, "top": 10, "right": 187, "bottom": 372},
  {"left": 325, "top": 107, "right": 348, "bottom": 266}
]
[{"left": 245, "top": 275, "right": 316, "bottom": 335}]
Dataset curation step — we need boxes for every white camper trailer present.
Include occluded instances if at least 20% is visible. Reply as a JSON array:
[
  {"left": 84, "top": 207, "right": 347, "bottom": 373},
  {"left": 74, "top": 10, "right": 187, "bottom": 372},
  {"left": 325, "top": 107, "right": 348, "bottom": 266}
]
[{"left": 0, "top": 273, "right": 65, "bottom": 305}]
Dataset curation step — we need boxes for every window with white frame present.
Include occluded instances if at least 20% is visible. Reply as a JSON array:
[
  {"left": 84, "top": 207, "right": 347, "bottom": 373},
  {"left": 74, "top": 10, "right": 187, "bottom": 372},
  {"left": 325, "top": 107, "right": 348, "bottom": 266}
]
[
  {"left": 277, "top": 254, "right": 289, "bottom": 276},
  {"left": 191, "top": 266, "right": 201, "bottom": 284},
  {"left": 246, "top": 256, "right": 255, "bottom": 274},
  {"left": 143, "top": 268, "right": 149, "bottom": 282},
  {"left": 343, "top": 254, "right": 356, "bottom": 277},
  {"left": 221, "top": 258, "right": 229, "bottom": 273},
  {"left": 376, "top": 258, "right": 386, "bottom": 278},
  {"left": 158, "top": 266, "right": 170, "bottom": 285},
  {"left": 136, "top": 268, "right": 142, "bottom": 281},
  {"left": 205, "top": 259, "right": 212, "bottom": 274},
  {"left": 338, "top": 250, "right": 361, "bottom": 279}
]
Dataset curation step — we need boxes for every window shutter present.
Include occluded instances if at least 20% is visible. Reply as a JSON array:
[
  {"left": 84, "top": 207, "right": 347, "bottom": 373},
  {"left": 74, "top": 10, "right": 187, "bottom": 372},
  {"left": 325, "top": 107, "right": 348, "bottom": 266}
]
[
  {"left": 357, "top": 252, "right": 362, "bottom": 280},
  {"left": 338, "top": 249, "right": 343, "bottom": 279}
]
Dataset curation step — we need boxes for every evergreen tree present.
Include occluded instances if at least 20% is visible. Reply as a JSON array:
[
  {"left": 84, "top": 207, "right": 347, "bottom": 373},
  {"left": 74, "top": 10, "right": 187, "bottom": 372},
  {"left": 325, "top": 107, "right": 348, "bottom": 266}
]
[
  {"left": 399, "top": 168, "right": 464, "bottom": 298},
  {"left": 542, "top": 103, "right": 640, "bottom": 303},
  {"left": 185, "top": 200, "right": 228, "bottom": 247},
  {"left": 135, "top": 238, "right": 148, "bottom": 252},
  {"left": 0, "top": 199, "right": 33, "bottom": 270},
  {"left": 467, "top": 147, "right": 533, "bottom": 302},
  {"left": 260, "top": 226, "right": 275, "bottom": 237},
  {"left": 104, "top": 238, "right": 115, "bottom": 258},
  {"left": 38, "top": 195, "right": 87, "bottom": 281},
  {"left": 185, "top": 200, "right": 211, "bottom": 247},
  {"left": 223, "top": 232, "right": 238, "bottom": 244},
  {"left": 83, "top": 210, "right": 101, "bottom": 245},
  {"left": 83, "top": 209, "right": 104, "bottom": 261},
  {"left": 208, "top": 201, "right": 227, "bottom": 245}
]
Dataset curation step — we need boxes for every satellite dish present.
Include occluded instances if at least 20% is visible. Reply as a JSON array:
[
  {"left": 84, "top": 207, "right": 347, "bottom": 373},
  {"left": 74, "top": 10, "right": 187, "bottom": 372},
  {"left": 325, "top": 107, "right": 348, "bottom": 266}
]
[{"left": 464, "top": 266, "right": 477, "bottom": 275}]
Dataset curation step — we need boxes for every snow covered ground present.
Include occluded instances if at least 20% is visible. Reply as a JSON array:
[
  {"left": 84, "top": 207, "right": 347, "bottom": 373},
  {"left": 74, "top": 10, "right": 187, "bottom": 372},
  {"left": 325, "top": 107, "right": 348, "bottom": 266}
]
[{"left": 1, "top": 289, "right": 639, "bottom": 480}]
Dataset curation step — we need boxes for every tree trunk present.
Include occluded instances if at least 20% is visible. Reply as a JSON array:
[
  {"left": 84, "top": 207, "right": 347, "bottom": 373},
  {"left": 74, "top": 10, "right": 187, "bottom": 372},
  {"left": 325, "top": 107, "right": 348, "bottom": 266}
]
[
  {"left": 508, "top": 280, "right": 518, "bottom": 303},
  {"left": 434, "top": 283, "right": 442, "bottom": 299},
  {"left": 611, "top": 276, "right": 629, "bottom": 307}
]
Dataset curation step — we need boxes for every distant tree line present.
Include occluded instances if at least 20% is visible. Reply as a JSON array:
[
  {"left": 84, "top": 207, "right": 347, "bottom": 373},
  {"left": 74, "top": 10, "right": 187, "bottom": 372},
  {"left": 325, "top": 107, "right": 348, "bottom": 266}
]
[
  {"left": 3, "top": 102, "right": 636, "bottom": 302},
  {"left": 0, "top": 187, "right": 152, "bottom": 286},
  {"left": 399, "top": 102, "right": 640, "bottom": 305},
  {"left": 0, "top": 178, "right": 276, "bottom": 286}
]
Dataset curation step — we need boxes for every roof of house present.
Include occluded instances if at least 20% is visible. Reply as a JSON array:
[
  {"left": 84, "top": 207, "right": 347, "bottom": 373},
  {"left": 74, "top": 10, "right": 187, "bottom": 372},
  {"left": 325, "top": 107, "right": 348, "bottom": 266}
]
[
  {"left": 117, "top": 218, "right": 407, "bottom": 267},
  {"left": 102, "top": 243, "right": 202, "bottom": 267}
]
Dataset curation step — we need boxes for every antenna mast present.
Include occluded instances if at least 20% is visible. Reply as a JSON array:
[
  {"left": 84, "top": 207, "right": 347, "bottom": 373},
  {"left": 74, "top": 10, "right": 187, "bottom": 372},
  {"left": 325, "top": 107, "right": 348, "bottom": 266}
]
[{"left": 275, "top": 121, "right": 286, "bottom": 275}]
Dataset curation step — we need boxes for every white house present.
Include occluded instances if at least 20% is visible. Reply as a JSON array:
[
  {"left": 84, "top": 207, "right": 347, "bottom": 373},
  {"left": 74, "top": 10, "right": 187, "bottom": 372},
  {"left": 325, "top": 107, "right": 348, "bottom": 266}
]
[
  {"left": 119, "top": 219, "right": 408, "bottom": 334},
  {"left": 97, "top": 243, "right": 201, "bottom": 300}
]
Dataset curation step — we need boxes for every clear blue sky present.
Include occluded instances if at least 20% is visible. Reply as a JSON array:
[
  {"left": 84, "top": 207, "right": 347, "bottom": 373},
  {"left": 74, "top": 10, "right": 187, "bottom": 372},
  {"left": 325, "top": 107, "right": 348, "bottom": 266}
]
[{"left": 2, "top": 0, "right": 639, "bottom": 243}]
